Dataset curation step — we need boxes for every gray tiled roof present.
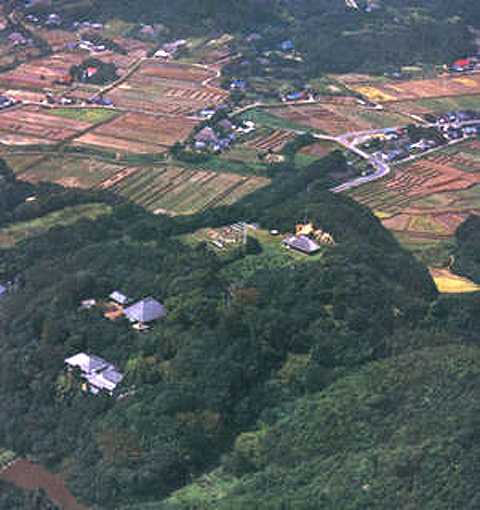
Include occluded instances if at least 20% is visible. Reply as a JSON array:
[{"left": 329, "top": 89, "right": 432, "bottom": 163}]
[
  {"left": 124, "top": 297, "right": 166, "bottom": 323},
  {"left": 283, "top": 235, "right": 321, "bottom": 254}
]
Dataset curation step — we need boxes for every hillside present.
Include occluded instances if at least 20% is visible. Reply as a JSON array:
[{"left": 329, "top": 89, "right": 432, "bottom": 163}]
[
  {"left": 165, "top": 344, "right": 480, "bottom": 510},
  {"left": 0, "top": 154, "right": 445, "bottom": 509},
  {"left": 34, "top": 0, "right": 478, "bottom": 74}
]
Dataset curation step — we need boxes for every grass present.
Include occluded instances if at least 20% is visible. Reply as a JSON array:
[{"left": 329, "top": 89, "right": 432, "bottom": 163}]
[
  {"left": 219, "top": 228, "right": 325, "bottom": 282},
  {"left": 393, "top": 232, "right": 455, "bottom": 268},
  {"left": 19, "top": 155, "right": 125, "bottom": 188},
  {"left": 411, "top": 95, "right": 480, "bottom": 112},
  {"left": 236, "top": 107, "right": 308, "bottom": 132},
  {"left": 48, "top": 108, "right": 119, "bottom": 124},
  {"left": 0, "top": 203, "right": 112, "bottom": 247}
]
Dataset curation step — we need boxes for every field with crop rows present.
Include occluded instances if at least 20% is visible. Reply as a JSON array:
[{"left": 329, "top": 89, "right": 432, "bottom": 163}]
[
  {"left": 350, "top": 144, "right": 480, "bottom": 242},
  {"left": 245, "top": 129, "right": 296, "bottom": 152},
  {"left": 108, "top": 60, "right": 228, "bottom": 115},
  {"left": 108, "top": 165, "right": 270, "bottom": 215},
  {"left": 19, "top": 155, "right": 128, "bottom": 188},
  {"left": 0, "top": 52, "right": 86, "bottom": 91},
  {"left": 73, "top": 111, "right": 198, "bottom": 154},
  {"left": 270, "top": 103, "right": 406, "bottom": 135},
  {"left": 354, "top": 74, "right": 480, "bottom": 103},
  {"left": 0, "top": 105, "right": 93, "bottom": 146}
]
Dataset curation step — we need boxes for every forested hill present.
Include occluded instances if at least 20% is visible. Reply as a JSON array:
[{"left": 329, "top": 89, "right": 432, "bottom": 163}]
[
  {"left": 0, "top": 152, "right": 459, "bottom": 509},
  {"left": 90, "top": 0, "right": 477, "bottom": 73}
]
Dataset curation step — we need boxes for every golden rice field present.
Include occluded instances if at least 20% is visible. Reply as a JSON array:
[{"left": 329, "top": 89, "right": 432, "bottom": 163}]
[{"left": 429, "top": 268, "right": 480, "bottom": 294}]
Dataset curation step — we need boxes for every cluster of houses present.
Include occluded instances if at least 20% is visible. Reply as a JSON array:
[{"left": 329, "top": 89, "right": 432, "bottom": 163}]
[
  {"left": 192, "top": 119, "right": 256, "bottom": 153},
  {"left": 368, "top": 127, "right": 441, "bottom": 163},
  {"left": 368, "top": 111, "right": 480, "bottom": 164},
  {"left": 435, "top": 110, "right": 480, "bottom": 140},
  {"left": 154, "top": 39, "right": 188, "bottom": 60},
  {"left": 448, "top": 57, "right": 480, "bottom": 74},
  {"left": 0, "top": 95, "right": 18, "bottom": 110},
  {"left": 280, "top": 87, "right": 316, "bottom": 103},
  {"left": 281, "top": 222, "right": 335, "bottom": 255},
  {"left": 64, "top": 352, "right": 124, "bottom": 395},
  {"left": 81, "top": 291, "right": 167, "bottom": 332},
  {"left": 69, "top": 292, "right": 168, "bottom": 396}
]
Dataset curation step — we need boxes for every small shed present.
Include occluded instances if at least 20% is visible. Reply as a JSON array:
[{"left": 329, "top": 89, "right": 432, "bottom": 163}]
[{"left": 109, "top": 291, "right": 130, "bottom": 306}]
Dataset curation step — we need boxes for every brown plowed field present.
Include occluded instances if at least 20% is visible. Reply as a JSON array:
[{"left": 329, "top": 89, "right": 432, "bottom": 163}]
[
  {"left": 74, "top": 112, "right": 198, "bottom": 153},
  {"left": 1, "top": 459, "right": 89, "bottom": 510},
  {"left": 0, "top": 105, "right": 91, "bottom": 145},
  {"left": 0, "top": 53, "right": 86, "bottom": 90},
  {"left": 140, "top": 61, "right": 214, "bottom": 83},
  {"left": 108, "top": 60, "right": 228, "bottom": 114},
  {"left": 272, "top": 104, "right": 368, "bottom": 135},
  {"left": 74, "top": 132, "right": 168, "bottom": 154},
  {"left": 386, "top": 155, "right": 480, "bottom": 197}
]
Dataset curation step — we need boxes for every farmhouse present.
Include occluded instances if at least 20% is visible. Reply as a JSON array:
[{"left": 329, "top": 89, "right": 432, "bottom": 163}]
[
  {"left": 64, "top": 352, "right": 124, "bottom": 395},
  {"left": 283, "top": 235, "right": 321, "bottom": 255},
  {"left": 194, "top": 127, "right": 220, "bottom": 146},
  {"left": 124, "top": 297, "right": 167, "bottom": 325}
]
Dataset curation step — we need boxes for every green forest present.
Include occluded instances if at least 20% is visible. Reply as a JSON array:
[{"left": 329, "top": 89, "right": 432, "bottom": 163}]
[
  {"left": 1, "top": 147, "right": 480, "bottom": 508},
  {"left": 87, "top": 0, "right": 479, "bottom": 76}
]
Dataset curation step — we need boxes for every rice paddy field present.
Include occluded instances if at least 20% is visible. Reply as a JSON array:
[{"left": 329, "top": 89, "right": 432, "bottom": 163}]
[
  {"left": 349, "top": 141, "right": 480, "bottom": 265},
  {"left": 353, "top": 74, "right": 480, "bottom": 104},
  {"left": 108, "top": 165, "right": 270, "bottom": 215},
  {"left": 429, "top": 268, "right": 480, "bottom": 294}
]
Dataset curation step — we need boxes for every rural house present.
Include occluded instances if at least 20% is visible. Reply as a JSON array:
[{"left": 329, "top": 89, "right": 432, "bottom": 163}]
[
  {"left": 283, "top": 235, "right": 321, "bottom": 255},
  {"left": 64, "top": 353, "right": 124, "bottom": 395},
  {"left": 194, "top": 127, "right": 220, "bottom": 146},
  {"left": 124, "top": 297, "right": 167, "bottom": 325}
]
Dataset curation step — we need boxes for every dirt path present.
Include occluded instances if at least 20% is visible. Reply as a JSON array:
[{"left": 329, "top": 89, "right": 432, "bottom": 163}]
[{"left": 1, "top": 459, "right": 89, "bottom": 510}]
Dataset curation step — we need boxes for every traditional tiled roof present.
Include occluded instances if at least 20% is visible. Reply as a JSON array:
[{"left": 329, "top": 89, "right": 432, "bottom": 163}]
[
  {"left": 124, "top": 297, "right": 167, "bottom": 324},
  {"left": 283, "top": 235, "right": 321, "bottom": 254}
]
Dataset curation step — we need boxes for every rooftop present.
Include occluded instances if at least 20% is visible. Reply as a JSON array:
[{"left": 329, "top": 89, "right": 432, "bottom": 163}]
[{"left": 124, "top": 297, "right": 167, "bottom": 324}]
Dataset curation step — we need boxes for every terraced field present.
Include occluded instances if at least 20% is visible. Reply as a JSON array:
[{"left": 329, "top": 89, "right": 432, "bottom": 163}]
[
  {"left": 350, "top": 143, "right": 480, "bottom": 244},
  {"left": 18, "top": 155, "right": 127, "bottom": 188},
  {"left": 108, "top": 165, "right": 270, "bottom": 215},
  {"left": 269, "top": 102, "right": 406, "bottom": 135}
]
